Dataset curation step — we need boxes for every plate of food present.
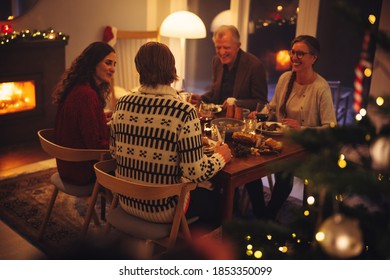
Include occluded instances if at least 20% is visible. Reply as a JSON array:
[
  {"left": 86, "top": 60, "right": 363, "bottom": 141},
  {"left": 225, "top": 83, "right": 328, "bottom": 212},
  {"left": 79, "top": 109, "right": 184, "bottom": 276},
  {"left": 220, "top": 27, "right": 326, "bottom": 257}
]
[
  {"left": 257, "top": 122, "right": 286, "bottom": 136},
  {"left": 210, "top": 104, "right": 222, "bottom": 113},
  {"left": 250, "top": 137, "right": 283, "bottom": 156}
]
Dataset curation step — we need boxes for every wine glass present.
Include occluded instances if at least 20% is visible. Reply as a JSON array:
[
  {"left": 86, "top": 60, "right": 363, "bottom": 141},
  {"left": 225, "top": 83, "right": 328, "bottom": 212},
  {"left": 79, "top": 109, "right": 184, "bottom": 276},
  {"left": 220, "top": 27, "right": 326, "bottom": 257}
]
[
  {"left": 198, "top": 103, "right": 214, "bottom": 136},
  {"left": 199, "top": 103, "right": 214, "bottom": 120},
  {"left": 255, "top": 102, "right": 270, "bottom": 135}
]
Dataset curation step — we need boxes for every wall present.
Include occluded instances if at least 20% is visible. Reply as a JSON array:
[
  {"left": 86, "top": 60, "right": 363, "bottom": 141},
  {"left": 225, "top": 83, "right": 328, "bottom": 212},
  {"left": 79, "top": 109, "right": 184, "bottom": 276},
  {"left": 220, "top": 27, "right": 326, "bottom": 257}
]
[
  {"left": 186, "top": 0, "right": 230, "bottom": 93},
  {"left": 316, "top": 0, "right": 382, "bottom": 89},
  {"left": 5, "top": 0, "right": 150, "bottom": 67}
]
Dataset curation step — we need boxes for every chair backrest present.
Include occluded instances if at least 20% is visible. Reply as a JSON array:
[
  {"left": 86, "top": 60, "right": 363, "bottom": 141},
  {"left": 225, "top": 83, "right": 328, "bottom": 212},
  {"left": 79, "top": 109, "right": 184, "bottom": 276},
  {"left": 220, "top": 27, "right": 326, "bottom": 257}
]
[
  {"left": 37, "top": 128, "right": 110, "bottom": 162},
  {"left": 94, "top": 159, "right": 196, "bottom": 248},
  {"left": 114, "top": 30, "right": 159, "bottom": 92},
  {"left": 328, "top": 80, "right": 342, "bottom": 109},
  {"left": 327, "top": 81, "right": 351, "bottom": 125},
  {"left": 94, "top": 158, "right": 196, "bottom": 202}
]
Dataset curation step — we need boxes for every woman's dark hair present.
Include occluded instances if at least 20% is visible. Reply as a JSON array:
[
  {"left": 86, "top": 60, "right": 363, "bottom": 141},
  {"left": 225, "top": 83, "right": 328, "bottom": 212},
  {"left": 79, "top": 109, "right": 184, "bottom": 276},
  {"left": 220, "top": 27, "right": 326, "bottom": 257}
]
[
  {"left": 52, "top": 41, "right": 115, "bottom": 106},
  {"left": 134, "top": 42, "right": 178, "bottom": 88},
  {"left": 279, "top": 35, "right": 320, "bottom": 117}
]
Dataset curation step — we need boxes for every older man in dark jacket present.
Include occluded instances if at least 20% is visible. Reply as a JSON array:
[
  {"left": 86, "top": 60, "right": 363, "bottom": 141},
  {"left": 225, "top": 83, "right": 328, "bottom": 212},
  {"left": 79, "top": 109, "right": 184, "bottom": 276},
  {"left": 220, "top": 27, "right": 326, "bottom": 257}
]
[{"left": 197, "top": 25, "right": 268, "bottom": 111}]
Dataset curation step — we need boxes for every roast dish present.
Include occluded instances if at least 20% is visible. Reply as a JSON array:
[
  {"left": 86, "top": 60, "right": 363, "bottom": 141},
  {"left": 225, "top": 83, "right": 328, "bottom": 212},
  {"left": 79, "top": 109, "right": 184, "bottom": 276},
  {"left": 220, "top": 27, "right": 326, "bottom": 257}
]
[{"left": 232, "top": 132, "right": 283, "bottom": 156}]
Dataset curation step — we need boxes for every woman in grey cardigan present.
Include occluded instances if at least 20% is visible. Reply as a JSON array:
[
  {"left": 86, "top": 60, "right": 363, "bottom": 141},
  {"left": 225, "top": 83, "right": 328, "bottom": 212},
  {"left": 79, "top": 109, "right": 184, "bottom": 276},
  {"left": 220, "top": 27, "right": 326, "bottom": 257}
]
[{"left": 246, "top": 35, "right": 337, "bottom": 220}]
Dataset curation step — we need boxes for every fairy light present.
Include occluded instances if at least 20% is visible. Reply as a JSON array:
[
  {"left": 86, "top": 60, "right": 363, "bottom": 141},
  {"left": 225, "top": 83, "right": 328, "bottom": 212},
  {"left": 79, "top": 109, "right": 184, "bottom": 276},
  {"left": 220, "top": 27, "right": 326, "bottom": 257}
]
[
  {"left": 277, "top": 5, "right": 283, "bottom": 12},
  {"left": 245, "top": 235, "right": 251, "bottom": 241},
  {"left": 360, "top": 108, "right": 367, "bottom": 116},
  {"left": 335, "top": 194, "right": 344, "bottom": 202},
  {"left": 338, "top": 154, "right": 347, "bottom": 168},
  {"left": 355, "top": 113, "right": 363, "bottom": 121},
  {"left": 246, "top": 250, "right": 253, "bottom": 256},
  {"left": 307, "top": 196, "right": 315, "bottom": 205},
  {"left": 376, "top": 96, "right": 384, "bottom": 106},
  {"left": 266, "top": 234, "right": 272, "bottom": 240},
  {"left": 254, "top": 250, "right": 263, "bottom": 259},
  {"left": 303, "top": 210, "right": 310, "bottom": 216},
  {"left": 368, "top": 14, "right": 376, "bottom": 24},
  {"left": 247, "top": 244, "right": 253, "bottom": 250},
  {"left": 364, "top": 68, "right": 372, "bottom": 77},
  {"left": 278, "top": 246, "right": 288, "bottom": 253},
  {"left": 0, "top": 28, "right": 69, "bottom": 45},
  {"left": 315, "top": 231, "right": 325, "bottom": 242}
]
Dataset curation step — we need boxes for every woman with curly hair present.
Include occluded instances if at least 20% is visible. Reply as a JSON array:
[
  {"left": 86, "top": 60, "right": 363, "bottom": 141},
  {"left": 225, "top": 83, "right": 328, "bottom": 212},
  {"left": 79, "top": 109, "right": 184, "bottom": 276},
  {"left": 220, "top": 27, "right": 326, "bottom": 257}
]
[{"left": 53, "top": 41, "right": 116, "bottom": 185}]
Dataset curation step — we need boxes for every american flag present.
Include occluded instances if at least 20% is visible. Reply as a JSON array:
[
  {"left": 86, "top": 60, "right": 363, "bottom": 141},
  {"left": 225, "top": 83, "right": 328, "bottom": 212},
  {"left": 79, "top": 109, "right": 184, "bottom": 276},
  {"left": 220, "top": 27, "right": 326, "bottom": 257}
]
[{"left": 353, "top": 31, "right": 372, "bottom": 113}]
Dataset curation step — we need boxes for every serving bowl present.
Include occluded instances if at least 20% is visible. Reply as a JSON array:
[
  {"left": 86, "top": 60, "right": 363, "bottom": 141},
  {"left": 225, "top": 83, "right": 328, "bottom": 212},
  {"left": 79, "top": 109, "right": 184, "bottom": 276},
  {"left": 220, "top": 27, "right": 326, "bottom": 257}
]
[{"left": 211, "top": 118, "right": 245, "bottom": 135}]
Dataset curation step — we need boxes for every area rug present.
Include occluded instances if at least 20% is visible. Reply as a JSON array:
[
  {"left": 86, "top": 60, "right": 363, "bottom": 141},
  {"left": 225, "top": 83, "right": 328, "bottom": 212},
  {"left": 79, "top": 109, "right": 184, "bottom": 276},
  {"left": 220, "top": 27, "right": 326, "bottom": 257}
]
[{"left": 0, "top": 168, "right": 106, "bottom": 259}]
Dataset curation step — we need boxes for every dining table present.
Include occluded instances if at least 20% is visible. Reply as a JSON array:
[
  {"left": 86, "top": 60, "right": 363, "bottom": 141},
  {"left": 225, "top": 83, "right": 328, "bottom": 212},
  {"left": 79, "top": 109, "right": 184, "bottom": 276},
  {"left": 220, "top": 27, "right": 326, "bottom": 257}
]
[{"left": 210, "top": 133, "right": 307, "bottom": 220}]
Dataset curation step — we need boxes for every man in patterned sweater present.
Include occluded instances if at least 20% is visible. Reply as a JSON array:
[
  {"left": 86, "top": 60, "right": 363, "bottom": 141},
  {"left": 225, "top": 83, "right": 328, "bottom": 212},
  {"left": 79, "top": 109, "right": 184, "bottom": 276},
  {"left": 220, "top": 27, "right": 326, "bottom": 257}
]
[{"left": 110, "top": 42, "right": 232, "bottom": 226}]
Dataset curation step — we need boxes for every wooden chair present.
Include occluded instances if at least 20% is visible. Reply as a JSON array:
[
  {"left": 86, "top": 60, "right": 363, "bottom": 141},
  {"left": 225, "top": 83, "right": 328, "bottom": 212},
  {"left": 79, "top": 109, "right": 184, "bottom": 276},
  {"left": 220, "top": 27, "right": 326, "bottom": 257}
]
[
  {"left": 93, "top": 158, "right": 197, "bottom": 256},
  {"left": 328, "top": 80, "right": 352, "bottom": 126},
  {"left": 37, "top": 128, "right": 110, "bottom": 240}
]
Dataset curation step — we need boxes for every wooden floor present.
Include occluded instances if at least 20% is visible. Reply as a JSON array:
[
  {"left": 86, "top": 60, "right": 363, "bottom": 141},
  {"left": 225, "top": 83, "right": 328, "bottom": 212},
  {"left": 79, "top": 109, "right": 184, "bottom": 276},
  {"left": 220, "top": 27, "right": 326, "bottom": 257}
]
[{"left": 0, "top": 141, "right": 50, "bottom": 259}]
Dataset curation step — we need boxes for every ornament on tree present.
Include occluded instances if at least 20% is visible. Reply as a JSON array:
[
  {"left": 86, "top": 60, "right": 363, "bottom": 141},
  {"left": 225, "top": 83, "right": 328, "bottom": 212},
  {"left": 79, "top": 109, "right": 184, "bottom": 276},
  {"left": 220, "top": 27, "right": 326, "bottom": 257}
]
[
  {"left": 1, "top": 24, "right": 12, "bottom": 34},
  {"left": 369, "top": 136, "right": 390, "bottom": 171},
  {"left": 316, "top": 214, "right": 363, "bottom": 259}
]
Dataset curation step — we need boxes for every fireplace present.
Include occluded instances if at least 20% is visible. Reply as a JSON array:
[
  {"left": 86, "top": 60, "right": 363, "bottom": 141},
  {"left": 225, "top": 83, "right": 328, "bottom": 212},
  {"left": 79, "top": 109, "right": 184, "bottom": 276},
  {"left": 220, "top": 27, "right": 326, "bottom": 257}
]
[
  {"left": 0, "top": 77, "right": 38, "bottom": 116},
  {"left": 0, "top": 40, "right": 67, "bottom": 146}
]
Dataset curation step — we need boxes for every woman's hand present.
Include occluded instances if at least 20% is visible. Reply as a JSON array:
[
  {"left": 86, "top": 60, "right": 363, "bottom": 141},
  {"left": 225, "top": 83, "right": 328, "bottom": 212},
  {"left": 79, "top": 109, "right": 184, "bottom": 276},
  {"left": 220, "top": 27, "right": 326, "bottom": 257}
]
[{"left": 282, "top": 118, "right": 301, "bottom": 130}]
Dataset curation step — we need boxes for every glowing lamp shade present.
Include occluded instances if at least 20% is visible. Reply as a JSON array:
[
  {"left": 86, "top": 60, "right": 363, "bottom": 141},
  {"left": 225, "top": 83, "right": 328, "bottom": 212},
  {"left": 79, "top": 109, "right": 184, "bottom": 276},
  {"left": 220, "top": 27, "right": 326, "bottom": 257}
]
[
  {"left": 160, "top": 11, "right": 206, "bottom": 39},
  {"left": 160, "top": 11, "right": 206, "bottom": 87},
  {"left": 210, "top": 10, "right": 232, "bottom": 32}
]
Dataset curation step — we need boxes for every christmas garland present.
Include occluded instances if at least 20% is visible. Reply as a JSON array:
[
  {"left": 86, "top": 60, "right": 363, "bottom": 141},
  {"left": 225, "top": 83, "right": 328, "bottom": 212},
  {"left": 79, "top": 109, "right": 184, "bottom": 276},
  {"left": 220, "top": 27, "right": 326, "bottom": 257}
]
[{"left": 0, "top": 28, "right": 69, "bottom": 45}]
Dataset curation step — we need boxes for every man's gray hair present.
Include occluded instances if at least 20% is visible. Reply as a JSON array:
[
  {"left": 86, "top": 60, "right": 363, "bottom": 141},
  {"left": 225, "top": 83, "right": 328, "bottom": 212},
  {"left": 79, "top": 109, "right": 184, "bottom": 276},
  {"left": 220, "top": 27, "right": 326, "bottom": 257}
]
[{"left": 213, "top": 25, "right": 240, "bottom": 44}]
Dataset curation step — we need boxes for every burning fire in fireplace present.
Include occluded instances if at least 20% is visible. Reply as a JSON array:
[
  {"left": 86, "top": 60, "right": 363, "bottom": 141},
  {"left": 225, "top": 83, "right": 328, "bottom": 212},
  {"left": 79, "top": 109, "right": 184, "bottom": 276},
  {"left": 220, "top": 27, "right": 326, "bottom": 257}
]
[{"left": 0, "top": 80, "right": 36, "bottom": 115}]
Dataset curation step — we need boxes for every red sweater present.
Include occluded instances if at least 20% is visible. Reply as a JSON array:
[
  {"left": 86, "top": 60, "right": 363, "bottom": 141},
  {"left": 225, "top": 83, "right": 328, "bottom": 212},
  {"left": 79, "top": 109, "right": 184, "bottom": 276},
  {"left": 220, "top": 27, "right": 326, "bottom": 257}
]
[{"left": 54, "top": 84, "right": 109, "bottom": 185}]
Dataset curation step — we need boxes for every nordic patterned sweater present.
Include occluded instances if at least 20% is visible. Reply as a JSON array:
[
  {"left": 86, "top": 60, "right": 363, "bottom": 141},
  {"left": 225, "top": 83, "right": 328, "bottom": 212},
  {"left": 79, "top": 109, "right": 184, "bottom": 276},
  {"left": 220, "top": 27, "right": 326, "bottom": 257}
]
[{"left": 110, "top": 85, "right": 227, "bottom": 223}]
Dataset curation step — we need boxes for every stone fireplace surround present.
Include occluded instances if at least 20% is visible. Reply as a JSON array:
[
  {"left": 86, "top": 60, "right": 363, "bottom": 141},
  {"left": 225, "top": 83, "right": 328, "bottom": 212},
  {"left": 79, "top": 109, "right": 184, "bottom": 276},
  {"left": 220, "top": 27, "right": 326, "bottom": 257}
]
[{"left": 0, "top": 40, "right": 67, "bottom": 146}]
